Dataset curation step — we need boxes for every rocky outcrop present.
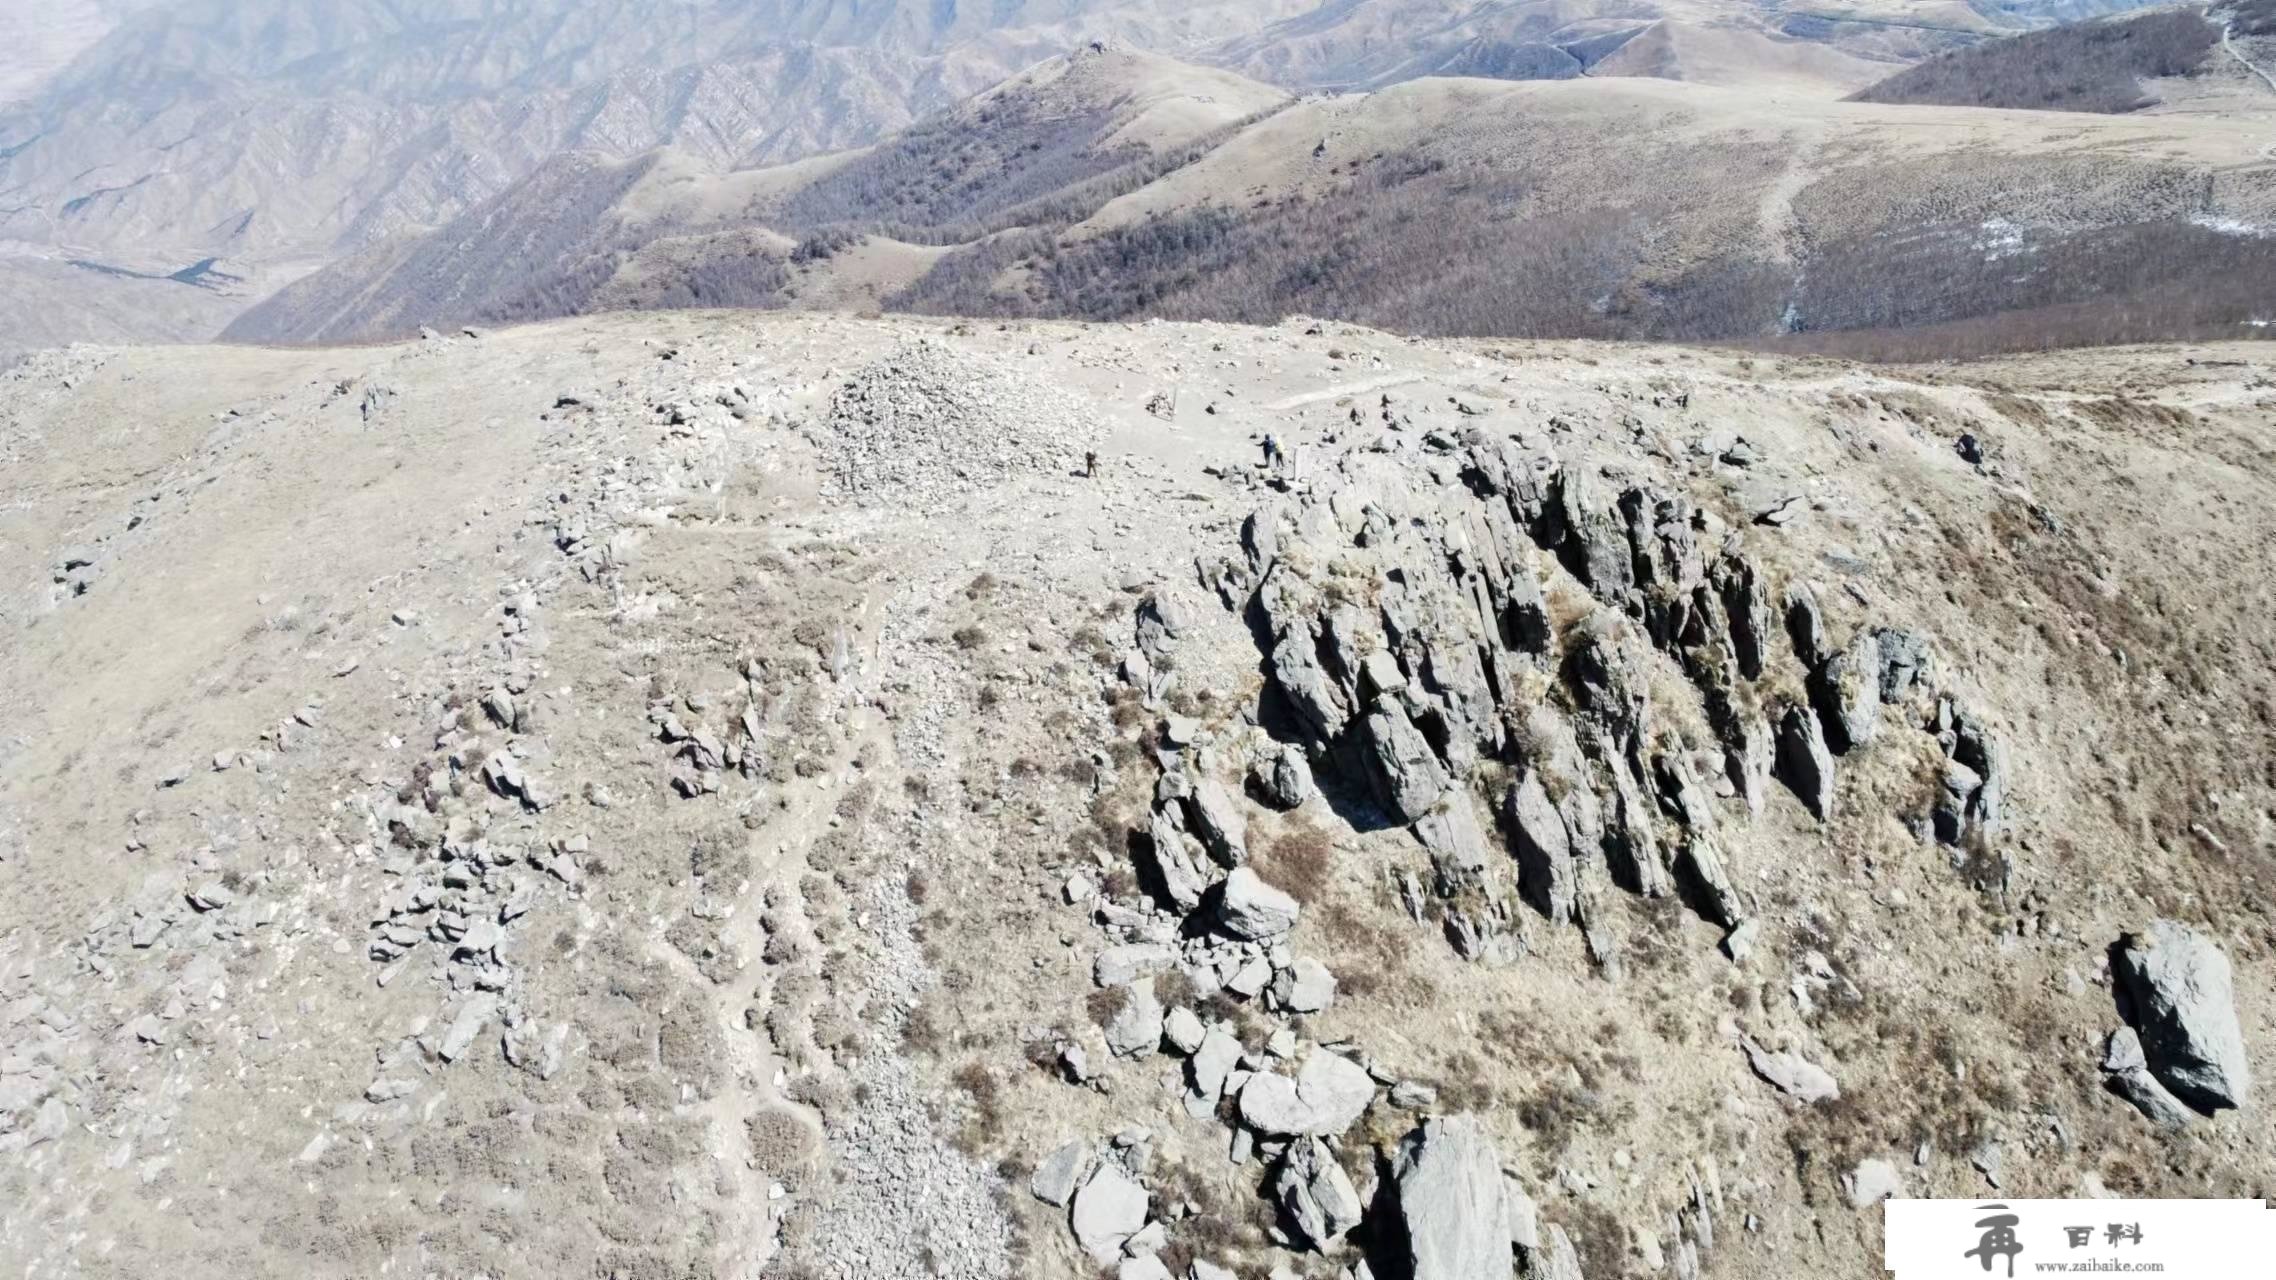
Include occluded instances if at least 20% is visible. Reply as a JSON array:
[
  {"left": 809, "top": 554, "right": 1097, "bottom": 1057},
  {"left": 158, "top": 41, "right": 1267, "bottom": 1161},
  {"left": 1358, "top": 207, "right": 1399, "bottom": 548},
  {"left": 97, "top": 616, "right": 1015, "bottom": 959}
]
[
  {"left": 1713, "top": 552, "right": 1772, "bottom": 680},
  {"left": 1775, "top": 704, "right": 1834, "bottom": 820},
  {"left": 1363, "top": 705, "right": 1447, "bottom": 824},
  {"left": 1507, "top": 770, "right": 1577, "bottom": 923},
  {"left": 1234, "top": 427, "right": 2022, "bottom": 987},
  {"left": 1743, "top": 1038, "right": 1841, "bottom": 1104},
  {"left": 1117, "top": 419, "right": 2064, "bottom": 1278},
  {"left": 1809, "top": 631, "right": 1881, "bottom": 755}
]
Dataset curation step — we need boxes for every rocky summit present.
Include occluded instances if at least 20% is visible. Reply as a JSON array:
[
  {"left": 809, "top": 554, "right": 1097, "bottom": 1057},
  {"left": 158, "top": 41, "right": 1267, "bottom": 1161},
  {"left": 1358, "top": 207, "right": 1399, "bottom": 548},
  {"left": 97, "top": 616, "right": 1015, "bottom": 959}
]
[{"left": 0, "top": 310, "right": 2272, "bottom": 1279}]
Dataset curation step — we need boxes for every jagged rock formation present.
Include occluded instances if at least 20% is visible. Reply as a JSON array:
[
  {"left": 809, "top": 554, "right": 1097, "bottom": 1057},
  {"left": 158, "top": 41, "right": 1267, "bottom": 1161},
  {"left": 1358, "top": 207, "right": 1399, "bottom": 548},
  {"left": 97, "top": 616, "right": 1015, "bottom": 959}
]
[{"left": 1242, "top": 421, "right": 2014, "bottom": 973}]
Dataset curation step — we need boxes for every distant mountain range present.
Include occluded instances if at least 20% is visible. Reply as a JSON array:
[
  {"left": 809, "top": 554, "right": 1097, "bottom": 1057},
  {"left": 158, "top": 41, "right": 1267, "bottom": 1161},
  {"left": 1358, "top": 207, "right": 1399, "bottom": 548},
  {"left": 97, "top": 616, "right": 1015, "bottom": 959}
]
[
  {"left": 231, "top": 16, "right": 2276, "bottom": 359},
  {"left": 0, "top": 0, "right": 2231, "bottom": 358}
]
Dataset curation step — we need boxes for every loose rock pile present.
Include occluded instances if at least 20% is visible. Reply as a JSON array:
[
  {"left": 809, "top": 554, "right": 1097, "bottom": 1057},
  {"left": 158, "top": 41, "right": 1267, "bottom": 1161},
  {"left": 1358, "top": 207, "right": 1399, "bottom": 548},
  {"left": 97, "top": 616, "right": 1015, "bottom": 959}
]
[{"left": 813, "top": 341, "right": 1097, "bottom": 506}]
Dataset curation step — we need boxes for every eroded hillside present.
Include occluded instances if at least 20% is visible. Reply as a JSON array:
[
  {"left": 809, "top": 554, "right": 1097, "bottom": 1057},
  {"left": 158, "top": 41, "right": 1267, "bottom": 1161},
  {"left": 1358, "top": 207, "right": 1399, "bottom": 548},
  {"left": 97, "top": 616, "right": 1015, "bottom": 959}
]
[{"left": 0, "top": 313, "right": 2271, "bottom": 1279}]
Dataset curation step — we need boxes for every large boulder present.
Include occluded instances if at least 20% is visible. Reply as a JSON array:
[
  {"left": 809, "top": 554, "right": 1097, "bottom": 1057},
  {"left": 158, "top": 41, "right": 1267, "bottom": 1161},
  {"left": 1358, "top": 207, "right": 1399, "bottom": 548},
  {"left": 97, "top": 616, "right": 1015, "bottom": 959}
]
[
  {"left": 1272, "top": 958, "right": 1337, "bottom": 1014},
  {"left": 1216, "top": 867, "right": 1301, "bottom": 941},
  {"left": 1031, "top": 1140, "right": 1089, "bottom": 1206},
  {"left": 1237, "top": 1049, "right": 1375, "bottom": 1138},
  {"left": 1273, "top": 1136, "right": 1363, "bottom": 1249},
  {"left": 1846, "top": 1158, "right": 1903, "bottom": 1208},
  {"left": 1254, "top": 744, "right": 1314, "bottom": 810},
  {"left": 2114, "top": 921, "right": 2251, "bottom": 1113},
  {"left": 1725, "top": 713, "right": 1773, "bottom": 820},
  {"left": 1785, "top": 583, "right": 1827, "bottom": 667},
  {"left": 1674, "top": 834, "right": 1743, "bottom": 929},
  {"left": 1930, "top": 759, "right": 1981, "bottom": 846},
  {"left": 1241, "top": 507, "right": 1280, "bottom": 579},
  {"left": 1872, "top": 627, "right": 1931, "bottom": 703},
  {"left": 1145, "top": 808, "right": 1208, "bottom": 911},
  {"left": 1104, "top": 982, "right": 1165, "bottom": 1059},
  {"left": 1185, "top": 777, "right": 1250, "bottom": 866},
  {"left": 1072, "top": 1162, "right": 1151, "bottom": 1263},
  {"left": 1382, "top": 1115, "right": 1512, "bottom": 1280},
  {"left": 1134, "top": 594, "right": 1191, "bottom": 665},
  {"left": 1189, "top": 1027, "right": 1244, "bottom": 1100},
  {"left": 1094, "top": 944, "right": 1178, "bottom": 988}
]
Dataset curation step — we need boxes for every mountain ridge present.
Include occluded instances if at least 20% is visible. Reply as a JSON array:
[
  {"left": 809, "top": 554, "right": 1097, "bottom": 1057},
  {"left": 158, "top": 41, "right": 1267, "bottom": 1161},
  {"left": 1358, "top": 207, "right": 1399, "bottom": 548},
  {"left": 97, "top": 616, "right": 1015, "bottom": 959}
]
[
  {"left": 0, "top": 0, "right": 2231, "bottom": 359},
  {"left": 225, "top": 41, "right": 2276, "bottom": 360}
]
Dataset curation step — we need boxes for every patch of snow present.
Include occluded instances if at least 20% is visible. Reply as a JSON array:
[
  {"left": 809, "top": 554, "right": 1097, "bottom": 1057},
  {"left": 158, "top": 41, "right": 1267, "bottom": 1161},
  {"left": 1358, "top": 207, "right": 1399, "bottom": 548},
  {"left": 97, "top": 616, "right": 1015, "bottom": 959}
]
[
  {"left": 2189, "top": 213, "right": 2274, "bottom": 238},
  {"left": 1974, "top": 218, "right": 2034, "bottom": 262}
]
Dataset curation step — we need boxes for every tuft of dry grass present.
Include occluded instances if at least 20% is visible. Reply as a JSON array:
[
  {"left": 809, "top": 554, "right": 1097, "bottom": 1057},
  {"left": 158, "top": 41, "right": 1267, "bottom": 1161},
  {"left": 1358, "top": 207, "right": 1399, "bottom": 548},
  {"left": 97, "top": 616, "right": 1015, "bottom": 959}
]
[
  {"left": 1256, "top": 820, "right": 1335, "bottom": 902},
  {"left": 950, "top": 1060, "right": 1006, "bottom": 1153}
]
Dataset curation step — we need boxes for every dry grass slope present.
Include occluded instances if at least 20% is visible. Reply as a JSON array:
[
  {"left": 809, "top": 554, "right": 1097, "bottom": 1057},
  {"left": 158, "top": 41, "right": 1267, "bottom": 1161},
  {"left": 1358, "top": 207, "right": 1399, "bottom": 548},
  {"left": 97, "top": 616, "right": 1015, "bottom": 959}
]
[{"left": 1851, "top": 8, "right": 2219, "bottom": 112}]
